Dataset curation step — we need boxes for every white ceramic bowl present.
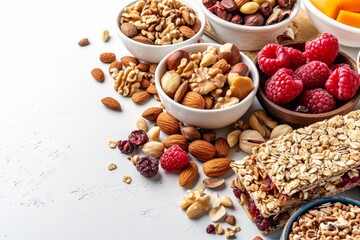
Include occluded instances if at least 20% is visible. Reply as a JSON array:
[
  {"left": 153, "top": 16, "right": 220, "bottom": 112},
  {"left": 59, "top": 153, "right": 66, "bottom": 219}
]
[
  {"left": 155, "top": 43, "right": 259, "bottom": 129},
  {"left": 303, "top": 0, "right": 360, "bottom": 48},
  {"left": 116, "top": 0, "right": 205, "bottom": 63},
  {"left": 200, "top": 0, "right": 300, "bottom": 51}
]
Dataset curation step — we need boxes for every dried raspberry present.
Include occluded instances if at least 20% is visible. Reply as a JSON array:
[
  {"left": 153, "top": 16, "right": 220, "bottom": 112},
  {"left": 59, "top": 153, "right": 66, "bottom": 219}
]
[
  {"left": 325, "top": 66, "right": 360, "bottom": 101},
  {"left": 117, "top": 140, "right": 135, "bottom": 154},
  {"left": 304, "top": 33, "right": 339, "bottom": 66},
  {"left": 298, "top": 88, "right": 336, "bottom": 113},
  {"left": 136, "top": 155, "right": 159, "bottom": 178},
  {"left": 160, "top": 145, "right": 189, "bottom": 171},
  {"left": 295, "top": 61, "right": 331, "bottom": 89},
  {"left": 257, "top": 44, "right": 290, "bottom": 76},
  {"left": 128, "top": 130, "right": 149, "bottom": 146},
  {"left": 206, "top": 224, "right": 215, "bottom": 234},
  {"left": 265, "top": 68, "right": 303, "bottom": 104},
  {"left": 285, "top": 47, "right": 306, "bottom": 70}
]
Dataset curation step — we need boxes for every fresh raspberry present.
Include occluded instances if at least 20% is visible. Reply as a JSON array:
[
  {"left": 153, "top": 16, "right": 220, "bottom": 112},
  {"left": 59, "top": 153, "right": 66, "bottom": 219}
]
[
  {"left": 325, "top": 66, "right": 360, "bottom": 101},
  {"left": 304, "top": 33, "right": 339, "bottom": 66},
  {"left": 257, "top": 44, "right": 290, "bottom": 76},
  {"left": 330, "top": 63, "right": 350, "bottom": 72},
  {"left": 136, "top": 155, "right": 159, "bottom": 178},
  {"left": 265, "top": 68, "right": 303, "bottom": 104},
  {"left": 285, "top": 47, "right": 306, "bottom": 70},
  {"left": 295, "top": 61, "right": 331, "bottom": 89},
  {"left": 298, "top": 88, "right": 336, "bottom": 113},
  {"left": 160, "top": 145, "right": 189, "bottom": 171}
]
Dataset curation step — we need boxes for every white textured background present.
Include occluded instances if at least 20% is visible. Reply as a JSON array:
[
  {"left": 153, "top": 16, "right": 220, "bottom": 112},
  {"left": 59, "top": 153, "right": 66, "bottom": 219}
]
[{"left": 0, "top": 0, "right": 359, "bottom": 239}]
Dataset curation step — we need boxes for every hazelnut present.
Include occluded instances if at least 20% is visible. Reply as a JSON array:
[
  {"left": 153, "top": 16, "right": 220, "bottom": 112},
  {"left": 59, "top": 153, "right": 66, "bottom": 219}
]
[
  {"left": 219, "top": 43, "right": 240, "bottom": 65},
  {"left": 160, "top": 70, "right": 181, "bottom": 98},
  {"left": 244, "top": 13, "right": 265, "bottom": 26},
  {"left": 166, "top": 50, "right": 190, "bottom": 70}
]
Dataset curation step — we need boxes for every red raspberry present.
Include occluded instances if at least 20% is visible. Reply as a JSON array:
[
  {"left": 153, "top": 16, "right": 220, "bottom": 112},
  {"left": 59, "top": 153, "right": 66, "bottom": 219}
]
[
  {"left": 325, "top": 66, "right": 360, "bottom": 101},
  {"left": 330, "top": 63, "right": 350, "bottom": 72},
  {"left": 304, "top": 33, "right": 339, "bottom": 66},
  {"left": 298, "top": 88, "right": 336, "bottom": 113},
  {"left": 160, "top": 145, "right": 189, "bottom": 171},
  {"left": 257, "top": 44, "right": 290, "bottom": 76},
  {"left": 285, "top": 47, "right": 306, "bottom": 70},
  {"left": 295, "top": 61, "right": 331, "bottom": 89},
  {"left": 265, "top": 68, "right": 303, "bottom": 105}
]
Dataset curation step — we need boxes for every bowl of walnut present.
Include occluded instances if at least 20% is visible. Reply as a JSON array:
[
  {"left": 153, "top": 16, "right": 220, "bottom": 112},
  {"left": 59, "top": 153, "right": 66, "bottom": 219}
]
[
  {"left": 116, "top": 0, "right": 205, "bottom": 63},
  {"left": 154, "top": 43, "right": 259, "bottom": 129},
  {"left": 200, "top": 0, "right": 300, "bottom": 51},
  {"left": 281, "top": 197, "right": 360, "bottom": 240}
]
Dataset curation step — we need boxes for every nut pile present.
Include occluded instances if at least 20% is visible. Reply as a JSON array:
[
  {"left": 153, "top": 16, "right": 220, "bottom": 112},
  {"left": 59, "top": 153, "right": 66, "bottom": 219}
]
[
  {"left": 161, "top": 43, "right": 254, "bottom": 109},
  {"left": 119, "top": 0, "right": 201, "bottom": 45},
  {"left": 289, "top": 201, "right": 360, "bottom": 240},
  {"left": 203, "top": 0, "right": 296, "bottom": 26}
]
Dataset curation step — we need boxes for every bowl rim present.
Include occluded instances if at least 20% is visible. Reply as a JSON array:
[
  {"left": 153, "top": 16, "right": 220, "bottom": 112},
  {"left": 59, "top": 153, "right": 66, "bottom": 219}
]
[
  {"left": 256, "top": 42, "right": 360, "bottom": 118},
  {"left": 281, "top": 197, "right": 360, "bottom": 240},
  {"left": 302, "top": 0, "right": 360, "bottom": 34},
  {"left": 115, "top": 0, "right": 206, "bottom": 49},
  {"left": 154, "top": 43, "right": 260, "bottom": 114},
  {"left": 200, "top": 0, "right": 300, "bottom": 32}
]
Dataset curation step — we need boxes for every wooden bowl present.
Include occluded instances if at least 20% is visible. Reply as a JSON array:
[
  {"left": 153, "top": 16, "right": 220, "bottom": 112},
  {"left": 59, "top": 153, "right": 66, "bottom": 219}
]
[{"left": 255, "top": 41, "right": 360, "bottom": 128}]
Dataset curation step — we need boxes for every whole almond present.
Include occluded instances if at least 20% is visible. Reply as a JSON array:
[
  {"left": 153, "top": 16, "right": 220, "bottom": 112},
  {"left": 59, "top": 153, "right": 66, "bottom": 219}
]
[
  {"left": 188, "top": 140, "right": 216, "bottom": 162},
  {"left": 136, "top": 63, "right": 150, "bottom": 72},
  {"left": 120, "top": 22, "right": 138, "bottom": 37},
  {"left": 142, "top": 107, "right": 163, "bottom": 121},
  {"left": 131, "top": 91, "right": 151, "bottom": 104},
  {"left": 203, "top": 95, "right": 213, "bottom": 109},
  {"left": 179, "top": 25, "right": 195, "bottom": 39},
  {"left": 146, "top": 85, "right": 157, "bottom": 95},
  {"left": 109, "top": 61, "right": 122, "bottom": 73},
  {"left": 202, "top": 158, "right": 234, "bottom": 177},
  {"left": 121, "top": 56, "right": 139, "bottom": 67},
  {"left": 179, "top": 162, "right": 199, "bottom": 187},
  {"left": 181, "top": 10, "right": 195, "bottom": 26},
  {"left": 162, "top": 134, "right": 188, "bottom": 151},
  {"left": 101, "top": 97, "right": 121, "bottom": 110},
  {"left": 174, "top": 80, "right": 189, "bottom": 103},
  {"left": 192, "top": 18, "right": 201, "bottom": 33},
  {"left": 181, "top": 92, "right": 205, "bottom": 109},
  {"left": 212, "top": 59, "right": 230, "bottom": 73},
  {"left": 91, "top": 68, "right": 105, "bottom": 82},
  {"left": 149, "top": 64, "right": 158, "bottom": 74},
  {"left": 78, "top": 38, "right": 90, "bottom": 46},
  {"left": 214, "top": 138, "right": 230, "bottom": 158},
  {"left": 140, "top": 79, "right": 150, "bottom": 89},
  {"left": 132, "top": 35, "right": 155, "bottom": 45},
  {"left": 100, "top": 52, "right": 116, "bottom": 63},
  {"left": 156, "top": 112, "right": 180, "bottom": 135}
]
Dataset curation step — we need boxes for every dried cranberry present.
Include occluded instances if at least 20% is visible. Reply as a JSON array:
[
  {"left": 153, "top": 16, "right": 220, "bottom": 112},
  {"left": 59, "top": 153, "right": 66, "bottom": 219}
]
[
  {"left": 206, "top": 224, "right": 215, "bottom": 234},
  {"left": 248, "top": 197, "right": 260, "bottom": 217},
  {"left": 350, "top": 176, "right": 360, "bottom": 183},
  {"left": 255, "top": 215, "right": 271, "bottom": 231},
  {"left": 338, "top": 174, "right": 350, "bottom": 188},
  {"left": 232, "top": 186, "right": 242, "bottom": 199},
  {"left": 260, "top": 178, "right": 276, "bottom": 194},
  {"left": 117, "top": 140, "right": 135, "bottom": 154},
  {"left": 136, "top": 156, "right": 159, "bottom": 178},
  {"left": 128, "top": 130, "right": 149, "bottom": 146}
]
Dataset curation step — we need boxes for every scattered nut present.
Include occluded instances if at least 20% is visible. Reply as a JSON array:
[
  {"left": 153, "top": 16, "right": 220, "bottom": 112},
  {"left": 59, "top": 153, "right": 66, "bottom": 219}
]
[
  {"left": 224, "top": 227, "right": 235, "bottom": 239},
  {"left": 239, "top": 130, "right": 265, "bottom": 153},
  {"left": 78, "top": 38, "right": 90, "bottom": 46},
  {"left": 181, "top": 125, "right": 201, "bottom": 142},
  {"left": 249, "top": 109, "right": 277, "bottom": 137},
  {"left": 234, "top": 226, "right": 241, "bottom": 232},
  {"left": 219, "top": 195, "right": 234, "bottom": 208},
  {"left": 215, "top": 223, "right": 224, "bottom": 235},
  {"left": 202, "top": 130, "right": 216, "bottom": 143},
  {"left": 209, "top": 205, "right": 227, "bottom": 222},
  {"left": 108, "top": 140, "right": 118, "bottom": 149},
  {"left": 147, "top": 126, "right": 161, "bottom": 141},
  {"left": 91, "top": 68, "right": 105, "bottom": 82},
  {"left": 135, "top": 117, "right": 148, "bottom": 131},
  {"left": 202, "top": 178, "right": 225, "bottom": 189},
  {"left": 227, "top": 130, "right": 241, "bottom": 148},
  {"left": 101, "top": 29, "right": 110, "bottom": 42},
  {"left": 122, "top": 176, "right": 132, "bottom": 184},
  {"left": 100, "top": 52, "right": 116, "bottom": 63},
  {"left": 253, "top": 236, "right": 263, "bottom": 240},
  {"left": 225, "top": 215, "right": 236, "bottom": 226},
  {"left": 108, "top": 163, "right": 117, "bottom": 171},
  {"left": 141, "top": 141, "right": 165, "bottom": 159}
]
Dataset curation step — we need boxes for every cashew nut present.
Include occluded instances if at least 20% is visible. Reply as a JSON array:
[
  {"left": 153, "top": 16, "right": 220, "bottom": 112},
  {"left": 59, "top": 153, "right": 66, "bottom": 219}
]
[{"left": 249, "top": 109, "right": 277, "bottom": 138}]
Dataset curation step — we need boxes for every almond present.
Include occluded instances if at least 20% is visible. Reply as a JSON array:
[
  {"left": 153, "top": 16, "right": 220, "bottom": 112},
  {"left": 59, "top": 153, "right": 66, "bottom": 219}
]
[
  {"left": 78, "top": 38, "right": 90, "bottom": 46},
  {"left": 140, "top": 79, "right": 150, "bottom": 89},
  {"left": 211, "top": 59, "right": 231, "bottom": 73},
  {"left": 136, "top": 63, "right": 150, "bottom": 72},
  {"left": 174, "top": 80, "right": 189, "bottom": 103},
  {"left": 131, "top": 91, "right": 151, "bottom": 104},
  {"left": 149, "top": 64, "right": 158, "bottom": 75},
  {"left": 156, "top": 112, "right": 180, "bottom": 135},
  {"left": 91, "top": 68, "right": 105, "bottom": 82},
  {"left": 179, "top": 162, "right": 199, "bottom": 187},
  {"left": 181, "top": 92, "right": 205, "bottom": 109},
  {"left": 146, "top": 85, "right": 157, "bottom": 95},
  {"left": 202, "top": 158, "right": 233, "bottom": 177},
  {"left": 121, "top": 56, "right": 139, "bottom": 67},
  {"left": 101, "top": 97, "right": 121, "bottom": 110},
  {"left": 188, "top": 140, "right": 216, "bottom": 162},
  {"left": 142, "top": 107, "right": 163, "bottom": 121},
  {"left": 214, "top": 137, "right": 230, "bottom": 158},
  {"left": 162, "top": 134, "right": 188, "bottom": 151},
  {"left": 179, "top": 25, "right": 195, "bottom": 39},
  {"left": 192, "top": 18, "right": 201, "bottom": 33},
  {"left": 203, "top": 95, "right": 213, "bottom": 109},
  {"left": 100, "top": 52, "right": 116, "bottom": 63},
  {"left": 132, "top": 35, "right": 155, "bottom": 45},
  {"left": 109, "top": 61, "right": 122, "bottom": 73}
]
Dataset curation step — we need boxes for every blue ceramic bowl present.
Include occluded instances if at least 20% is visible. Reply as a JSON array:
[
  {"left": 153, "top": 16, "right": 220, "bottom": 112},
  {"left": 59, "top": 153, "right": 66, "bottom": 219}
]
[{"left": 281, "top": 197, "right": 360, "bottom": 240}]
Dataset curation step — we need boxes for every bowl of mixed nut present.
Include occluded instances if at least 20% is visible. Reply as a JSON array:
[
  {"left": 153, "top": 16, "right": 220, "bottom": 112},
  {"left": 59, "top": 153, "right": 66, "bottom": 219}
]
[
  {"left": 155, "top": 42, "right": 259, "bottom": 129},
  {"left": 200, "top": 0, "right": 300, "bottom": 51},
  {"left": 116, "top": 0, "right": 205, "bottom": 63},
  {"left": 281, "top": 197, "right": 360, "bottom": 240},
  {"left": 255, "top": 33, "right": 360, "bottom": 128}
]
